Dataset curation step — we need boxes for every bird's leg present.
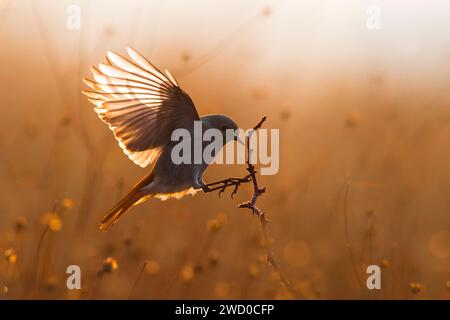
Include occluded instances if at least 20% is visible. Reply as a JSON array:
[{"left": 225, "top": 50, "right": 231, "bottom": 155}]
[
  {"left": 202, "top": 175, "right": 252, "bottom": 198},
  {"left": 204, "top": 174, "right": 252, "bottom": 187}
]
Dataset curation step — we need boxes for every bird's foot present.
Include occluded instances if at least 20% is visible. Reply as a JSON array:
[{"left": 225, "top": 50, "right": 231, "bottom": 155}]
[
  {"left": 201, "top": 184, "right": 211, "bottom": 193},
  {"left": 202, "top": 175, "right": 252, "bottom": 199}
]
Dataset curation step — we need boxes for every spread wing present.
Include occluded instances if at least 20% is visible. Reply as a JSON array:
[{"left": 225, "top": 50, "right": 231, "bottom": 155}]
[{"left": 82, "top": 48, "right": 200, "bottom": 168}]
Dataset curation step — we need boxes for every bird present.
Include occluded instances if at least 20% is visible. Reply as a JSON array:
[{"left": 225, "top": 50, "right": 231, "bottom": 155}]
[{"left": 82, "top": 48, "right": 241, "bottom": 231}]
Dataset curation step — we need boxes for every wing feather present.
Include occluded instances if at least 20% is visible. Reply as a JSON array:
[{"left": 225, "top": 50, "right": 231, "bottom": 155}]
[{"left": 82, "top": 48, "right": 199, "bottom": 168}]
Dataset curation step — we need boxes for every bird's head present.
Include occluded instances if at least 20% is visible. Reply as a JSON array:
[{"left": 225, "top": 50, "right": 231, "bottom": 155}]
[{"left": 201, "top": 114, "right": 243, "bottom": 145}]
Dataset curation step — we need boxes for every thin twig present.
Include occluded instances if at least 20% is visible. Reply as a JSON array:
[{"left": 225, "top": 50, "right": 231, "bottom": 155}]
[
  {"left": 236, "top": 116, "right": 295, "bottom": 295},
  {"left": 343, "top": 182, "right": 365, "bottom": 297},
  {"left": 33, "top": 201, "right": 58, "bottom": 296},
  {"left": 128, "top": 260, "right": 148, "bottom": 299},
  {"left": 199, "top": 116, "right": 296, "bottom": 296}
]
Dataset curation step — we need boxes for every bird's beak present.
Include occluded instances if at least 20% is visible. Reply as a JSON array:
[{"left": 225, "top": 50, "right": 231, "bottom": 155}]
[{"left": 234, "top": 136, "right": 245, "bottom": 146}]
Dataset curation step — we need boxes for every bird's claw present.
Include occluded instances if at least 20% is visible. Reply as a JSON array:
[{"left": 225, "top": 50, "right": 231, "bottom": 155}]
[
  {"left": 218, "top": 187, "right": 225, "bottom": 198},
  {"left": 204, "top": 175, "right": 252, "bottom": 198},
  {"left": 231, "top": 182, "right": 241, "bottom": 199}
]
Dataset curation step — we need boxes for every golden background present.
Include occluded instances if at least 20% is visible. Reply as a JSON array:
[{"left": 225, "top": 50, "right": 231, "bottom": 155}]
[{"left": 0, "top": 0, "right": 449, "bottom": 299}]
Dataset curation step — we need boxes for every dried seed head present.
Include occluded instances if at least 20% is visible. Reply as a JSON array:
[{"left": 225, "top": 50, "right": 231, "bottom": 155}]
[
  {"left": 409, "top": 282, "right": 423, "bottom": 294},
  {"left": 208, "top": 251, "right": 220, "bottom": 267},
  {"left": 41, "top": 212, "right": 62, "bottom": 232},
  {"left": 207, "top": 219, "right": 221, "bottom": 232},
  {"left": 261, "top": 6, "right": 273, "bottom": 17},
  {"left": 14, "top": 216, "right": 28, "bottom": 233},
  {"left": 180, "top": 265, "right": 195, "bottom": 283},
  {"left": 116, "top": 177, "right": 125, "bottom": 190},
  {"left": 4, "top": 248, "right": 17, "bottom": 263},
  {"left": 145, "top": 260, "right": 160, "bottom": 276},
  {"left": 248, "top": 264, "right": 260, "bottom": 278},
  {"left": 257, "top": 255, "right": 267, "bottom": 264},
  {"left": 62, "top": 198, "right": 74, "bottom": 209},
  {"left": 45, "top": 276, "right": 58, "bottom": 292},
  {"left": 49, "top": 216, "right": 62, "bottom": 231},
  {"left": 206, "top": 213, "right": 227, "bottom": 233},
  {"left": 103, "top": 243, "right": 116, "bottom": 255},
  {"left": 280, "top": 109, "right": 291, "bottom": 121},
  {"left": 428, "top": 231, "right": 450, "bottom": 259},
  {"left": 123, "top": 235, "right": 133, "bottom": 247},
  {"left": 193, "top": 263, "right": 204, "bottom": 275},
  {"left": 60, "top": 113, "right": 72, "bottom": 126},
  {"left": 181, "top": 51, "right": 191, "bottom": 62},
  {"left": 101, "top": 257, "right": 118, "bottom": 274}
]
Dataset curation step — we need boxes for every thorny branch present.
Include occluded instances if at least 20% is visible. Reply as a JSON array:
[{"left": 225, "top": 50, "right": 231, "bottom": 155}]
[
  {"left": 240, "top": 116, "right": 295, "bottom": 294},
  {"left": 205, "top": 116, "right": 296, "bottom": 295}
]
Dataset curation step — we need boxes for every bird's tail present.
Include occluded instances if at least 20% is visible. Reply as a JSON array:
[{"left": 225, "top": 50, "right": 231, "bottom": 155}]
[{"left": 99, "top": 174, "right": 154, "bottom": 231}]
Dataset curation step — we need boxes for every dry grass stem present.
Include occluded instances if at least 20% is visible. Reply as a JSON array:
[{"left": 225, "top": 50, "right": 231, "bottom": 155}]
[
  {"left": 343, "top": 182, "right": 365, "bottom": 297},
  {"left": 128, "top": 260, "right": 148, "bottom": 299}
]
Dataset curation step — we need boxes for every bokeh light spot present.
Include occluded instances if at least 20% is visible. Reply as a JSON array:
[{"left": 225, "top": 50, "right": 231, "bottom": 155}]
[{"left": 283, "top": 240, "right": 311, "bottom": 268}]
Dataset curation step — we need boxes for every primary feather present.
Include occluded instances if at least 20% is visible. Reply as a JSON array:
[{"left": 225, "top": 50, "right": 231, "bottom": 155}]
[{"left": 82, "top": 47, "right": 199, "bottom": 168}]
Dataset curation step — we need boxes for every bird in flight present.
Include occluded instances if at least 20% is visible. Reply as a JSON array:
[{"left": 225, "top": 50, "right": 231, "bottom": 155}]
[{"left": 82, "top": 48, "right": 244, "bottom": 231}]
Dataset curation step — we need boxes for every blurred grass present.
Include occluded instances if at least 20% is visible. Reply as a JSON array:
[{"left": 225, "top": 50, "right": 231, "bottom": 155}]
[{"left": 0, "top": 0, "right": 449, "bottom": 299}]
